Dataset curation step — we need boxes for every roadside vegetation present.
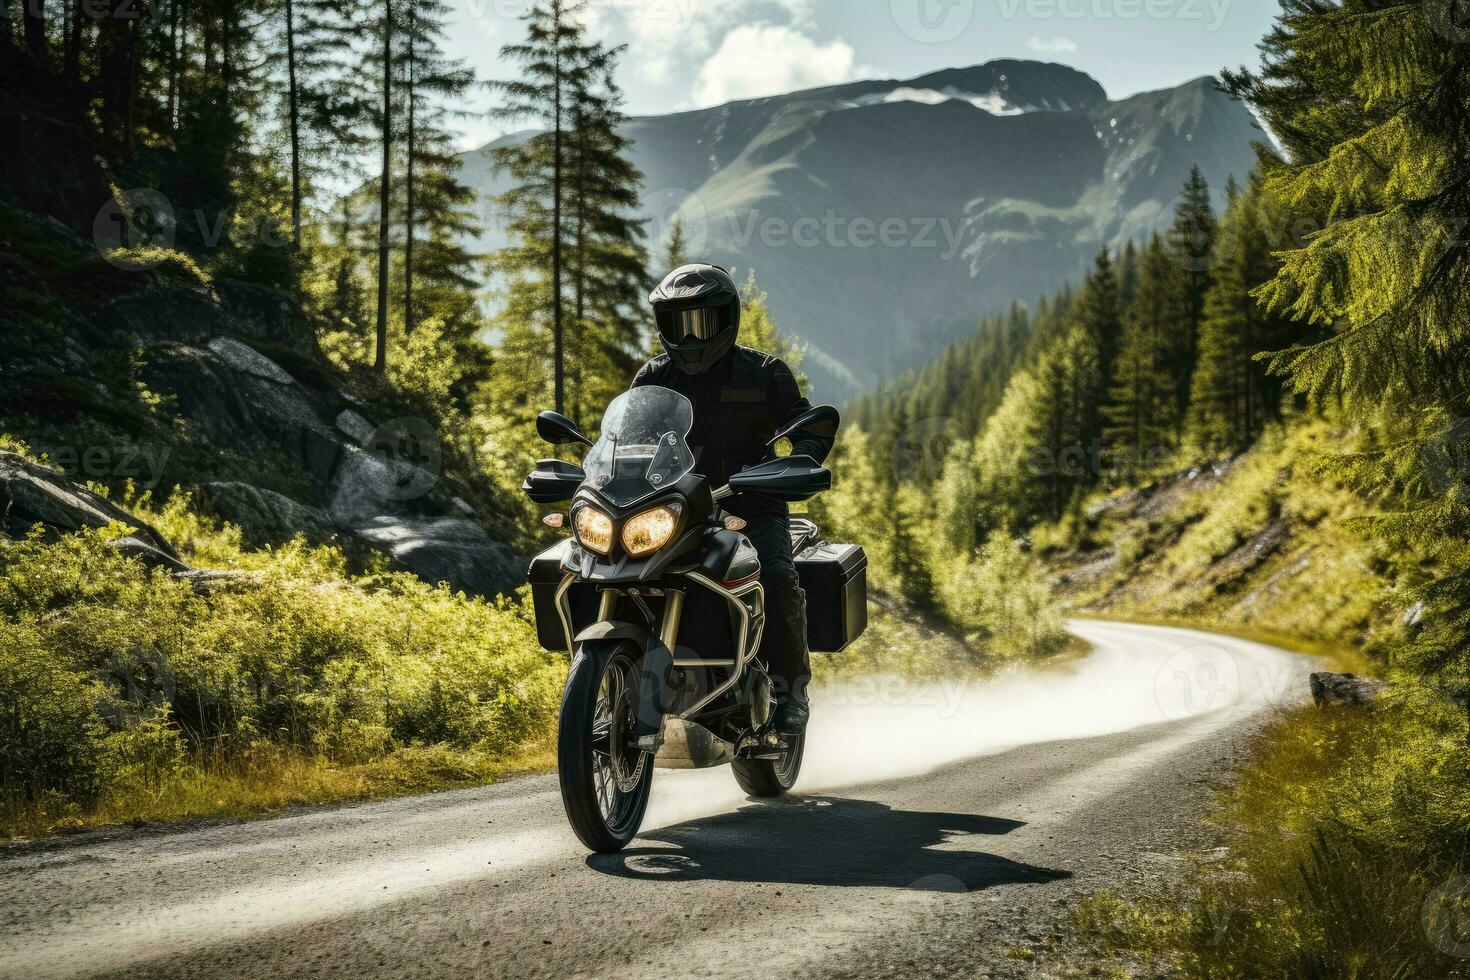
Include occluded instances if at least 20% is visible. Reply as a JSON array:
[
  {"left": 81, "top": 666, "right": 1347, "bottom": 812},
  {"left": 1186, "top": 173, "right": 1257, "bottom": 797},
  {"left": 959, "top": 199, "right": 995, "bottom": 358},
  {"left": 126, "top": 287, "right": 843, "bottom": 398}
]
[{"left": 0, "top": 476, "right": 565, "bottom": 838}]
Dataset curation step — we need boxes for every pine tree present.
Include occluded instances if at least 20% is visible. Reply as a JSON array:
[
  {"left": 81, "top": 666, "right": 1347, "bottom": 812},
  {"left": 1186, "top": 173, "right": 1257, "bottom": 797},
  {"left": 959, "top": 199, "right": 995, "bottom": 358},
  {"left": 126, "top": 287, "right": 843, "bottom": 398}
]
[
  {"left": 268, "top": 0, "right": 366, "bottom": 250},
  {"left": 1163, "top": 166, "right": 1217, "bottom": 428},
  {"left": 369, "top": 0, "right": 394, "bottom": 372},
  {"left": 490, "top": 0, "right": 587, "bottom": 415},
  {"left": 1067, "top": 247, "right": 1121, "bottom": 465},
  {"left": 396, "top": 0, "right": 476, "bottom": 339},
  {"left": 1105, "top": 235, "right": 1178, "bottom": 479},
  {"left": 661, "top": 216, "right": 688, "bottom": 272},
  {"left": 1224, "top": 1, "right": 1470, "bottom": 711},
  {"left": 1184, "top": 177, "right": 1305, "bottom": 455},
  {"left": 562, "top": 42, "right": 647, "bottom": 423}
]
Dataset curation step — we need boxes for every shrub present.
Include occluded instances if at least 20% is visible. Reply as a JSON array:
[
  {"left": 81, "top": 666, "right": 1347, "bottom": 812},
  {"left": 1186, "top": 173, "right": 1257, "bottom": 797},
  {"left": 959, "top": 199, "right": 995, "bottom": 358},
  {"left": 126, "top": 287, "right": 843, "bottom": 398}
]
[
  {"left": 0, "top": 622, "right": 112, "bottom": 812},
  {"left": 0, "top": 504, "right": 563, "bottom": 836}
]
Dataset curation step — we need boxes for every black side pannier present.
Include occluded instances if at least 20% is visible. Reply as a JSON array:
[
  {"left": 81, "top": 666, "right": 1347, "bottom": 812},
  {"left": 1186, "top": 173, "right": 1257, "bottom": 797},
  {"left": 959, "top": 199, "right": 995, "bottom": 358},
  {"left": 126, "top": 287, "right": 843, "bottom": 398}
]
[{"left": 796, "top": 542, "right": 867, "bottom": 653}]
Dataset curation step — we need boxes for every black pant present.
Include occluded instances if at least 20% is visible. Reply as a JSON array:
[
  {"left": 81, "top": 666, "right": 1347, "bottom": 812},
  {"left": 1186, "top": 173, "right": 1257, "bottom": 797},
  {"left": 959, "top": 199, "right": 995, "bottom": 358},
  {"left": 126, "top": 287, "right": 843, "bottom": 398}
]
[{"left": 743, "top": 514, "right": 810, "bottom": 700}]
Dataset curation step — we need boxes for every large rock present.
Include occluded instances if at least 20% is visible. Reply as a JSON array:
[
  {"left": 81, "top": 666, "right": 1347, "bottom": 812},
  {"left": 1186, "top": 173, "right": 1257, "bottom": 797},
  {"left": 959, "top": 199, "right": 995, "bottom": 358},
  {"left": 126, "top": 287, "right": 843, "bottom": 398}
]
[
  {"left": 1310, "top": 672, "right": 1385, "bottom": 707},
  {"left": 105, "top": 279, "right": 318, "bottom": 358},
  {"left": 142, "top": 341, "right": 344, "bottom": 485},
  {"left": 355, "top": 516, "right": 522, "bottom": 597},
  {"left": 198, "top": 482, "right": 336, "bottom": 545},
  {"left": 0, "top": 451, "right": 179, "bottom": 560},
  {"left": 328, "top": 445, "right": 439, "bottom": 526}
]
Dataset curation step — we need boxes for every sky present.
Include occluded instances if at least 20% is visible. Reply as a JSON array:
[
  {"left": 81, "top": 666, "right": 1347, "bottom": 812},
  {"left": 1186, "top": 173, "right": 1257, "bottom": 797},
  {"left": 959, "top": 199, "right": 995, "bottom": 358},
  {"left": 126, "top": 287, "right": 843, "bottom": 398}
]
[{"left": 444, "top": 0, "right": 1279, "bottom": 149}]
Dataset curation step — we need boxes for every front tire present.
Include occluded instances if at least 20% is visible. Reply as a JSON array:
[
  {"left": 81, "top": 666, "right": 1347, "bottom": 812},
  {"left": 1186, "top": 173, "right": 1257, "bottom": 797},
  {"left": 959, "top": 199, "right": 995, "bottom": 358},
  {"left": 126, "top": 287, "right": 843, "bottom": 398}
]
[
  {"left": 557, "top": 643, "right": 653, "bottom": 852},
  {"left": 732, "top": 732, "right": 804, "bottom": 797}
]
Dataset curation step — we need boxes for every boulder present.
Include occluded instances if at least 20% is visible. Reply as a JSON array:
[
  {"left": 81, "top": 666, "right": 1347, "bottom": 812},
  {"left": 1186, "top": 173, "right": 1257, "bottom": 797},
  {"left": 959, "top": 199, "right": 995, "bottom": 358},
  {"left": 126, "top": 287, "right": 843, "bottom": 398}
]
[
  {"left": 335, "top": 409, "right": 377, "bottom": 446},
  {"left": 329, "top": 445, "right": 439, "bottom": 525},
  {"left": 355, "top": 516, "right": 522, "bottom": 597},
  {"left": 105, "top": 279, "right": 318, "bottom": 358},
  {"left": 206, "top": 337, "right": 297, "bottom": 385},
  {"left": 109, "top": 535, "right": 192, "bottom": 574},
  {"left": 0, "top": 451, "right": 179, "bottom": 561},
  {"left": 198, "top": 482, "right": 336, "bottom": 545},
  {"left": 142, "top": 341, "right": 345, "bottom": 485},
  {"left": 1310, "top": 672, "right": 1385, "bottom": 707}
]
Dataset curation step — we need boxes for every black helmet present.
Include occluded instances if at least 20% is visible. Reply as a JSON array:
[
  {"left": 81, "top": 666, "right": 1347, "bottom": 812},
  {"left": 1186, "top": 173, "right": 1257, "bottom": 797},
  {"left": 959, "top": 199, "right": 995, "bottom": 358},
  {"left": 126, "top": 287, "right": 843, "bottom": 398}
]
[{"left": 649, "top": 263, "right": 740, "bottom": 375}]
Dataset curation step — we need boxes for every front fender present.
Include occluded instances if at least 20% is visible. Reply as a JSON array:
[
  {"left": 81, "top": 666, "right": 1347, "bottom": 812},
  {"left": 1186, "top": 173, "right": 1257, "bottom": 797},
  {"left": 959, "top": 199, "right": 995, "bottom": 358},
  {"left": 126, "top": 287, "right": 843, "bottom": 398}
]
[{"left": 572, "top": 620, "right": 674, "bottom": 740}]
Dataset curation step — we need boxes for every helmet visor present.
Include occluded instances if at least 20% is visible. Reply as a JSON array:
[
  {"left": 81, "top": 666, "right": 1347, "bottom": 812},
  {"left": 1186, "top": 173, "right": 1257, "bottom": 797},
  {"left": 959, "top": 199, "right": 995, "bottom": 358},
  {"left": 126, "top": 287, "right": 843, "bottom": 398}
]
[{"left": 657, "top": 305, "right": 729, "bottom": 345}]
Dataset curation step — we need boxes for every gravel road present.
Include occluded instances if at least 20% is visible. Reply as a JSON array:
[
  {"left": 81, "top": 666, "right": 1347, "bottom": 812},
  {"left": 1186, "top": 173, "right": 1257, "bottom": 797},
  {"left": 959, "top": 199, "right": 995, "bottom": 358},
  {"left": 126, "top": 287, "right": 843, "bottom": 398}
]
[{"left": 1, "top": 620, "right": 1313, "bottom": 979}]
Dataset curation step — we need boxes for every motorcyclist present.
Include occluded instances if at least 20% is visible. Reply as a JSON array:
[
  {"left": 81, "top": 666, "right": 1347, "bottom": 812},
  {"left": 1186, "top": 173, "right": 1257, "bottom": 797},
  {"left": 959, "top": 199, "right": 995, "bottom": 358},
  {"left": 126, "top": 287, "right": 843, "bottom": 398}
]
[{"left": 632, "top": 263, "right": 834, "bottom": 736}]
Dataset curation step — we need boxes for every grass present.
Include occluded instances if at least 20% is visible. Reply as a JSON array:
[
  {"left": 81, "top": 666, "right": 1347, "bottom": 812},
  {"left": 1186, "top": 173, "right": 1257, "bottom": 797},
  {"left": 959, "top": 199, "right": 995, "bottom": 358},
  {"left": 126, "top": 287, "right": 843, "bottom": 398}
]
[
  {"left": 1047, "top": 419, "right": 1470, "bottom": 977},
  {"left": 1046, "top": 420, "right": 1396, "bottom": 659},
  {"left": 24, "top": 742, "right": 556, "bottom": 840},
  {"left": 0, "top": 473, "right": 566, "bottom": 841},
  {"left": 1074, "top": 691, "right": 1470, "bottom": 978}
]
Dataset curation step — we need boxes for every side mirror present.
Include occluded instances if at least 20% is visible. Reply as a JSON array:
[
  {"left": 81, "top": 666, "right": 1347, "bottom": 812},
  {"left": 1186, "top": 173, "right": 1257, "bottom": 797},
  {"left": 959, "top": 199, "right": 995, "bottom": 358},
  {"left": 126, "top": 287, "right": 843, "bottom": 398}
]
[
  {"left": 768, "top": 404, "right": 840, "bottom": 448},
  {"left": 537, "top": 410, "right": 593, "bottom": 448},
  {"left": 727, "top": 455, "right": 831, "bottom": 502},
  {"left": 523, "top": 458, "right": 587, "bottom": 503}
]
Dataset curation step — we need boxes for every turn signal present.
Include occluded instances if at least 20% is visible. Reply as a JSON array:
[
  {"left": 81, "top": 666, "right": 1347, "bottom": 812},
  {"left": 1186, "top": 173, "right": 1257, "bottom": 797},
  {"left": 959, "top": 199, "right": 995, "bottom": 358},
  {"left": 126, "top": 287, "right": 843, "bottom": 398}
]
[
  {"left": 542, "top": 513, "right": 565, "bottom": 529},
  {"left": 722, "top": 515, "right": 747, "bottom": 531}
]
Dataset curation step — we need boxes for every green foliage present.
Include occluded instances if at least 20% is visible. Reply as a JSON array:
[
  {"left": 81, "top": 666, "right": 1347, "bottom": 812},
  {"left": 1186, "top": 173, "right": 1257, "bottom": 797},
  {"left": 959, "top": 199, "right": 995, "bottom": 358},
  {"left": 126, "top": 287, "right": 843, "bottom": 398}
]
[
  {"left": 489, "top": 0, "right": 649, "bottom": 421},
  {"left": 1187, "top": 177, "right": 1314, "bottom": 455},
  {"left": 1104, "top": 236, "right": 1181, "bottom": 478},
  {"left": 1223, "top": 0, "right": 1470, "bottom": 706},
  {"left": 938, "top": 531, "right": 1066, "bottom": 659},
  {"left": 0, "top": 510, "right": 563, "bottom": 836},
  {"left": 1079, "top": 703, "right": 1470, "bottom": 979}
]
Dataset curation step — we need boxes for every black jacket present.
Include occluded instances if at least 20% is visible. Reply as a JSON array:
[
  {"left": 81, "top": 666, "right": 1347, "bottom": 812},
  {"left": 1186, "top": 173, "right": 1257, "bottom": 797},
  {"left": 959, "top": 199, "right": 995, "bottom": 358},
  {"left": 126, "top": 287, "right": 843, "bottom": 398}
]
[{"left": 631, "top": 345, "right": 833, "bottom": 517}]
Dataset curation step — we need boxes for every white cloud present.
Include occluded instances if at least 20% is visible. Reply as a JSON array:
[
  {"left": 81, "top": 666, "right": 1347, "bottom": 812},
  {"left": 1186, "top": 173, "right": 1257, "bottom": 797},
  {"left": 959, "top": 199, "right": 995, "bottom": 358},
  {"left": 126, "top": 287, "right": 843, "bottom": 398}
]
[
  {"left": 586, "top": 0, "right": 818, "bottom": 86},
  {"left": 1026, "top": 36, "right": 1078, "bottom": 54},
  {"left": 693, "top": 24, "right": 869, "bottom": 107}
]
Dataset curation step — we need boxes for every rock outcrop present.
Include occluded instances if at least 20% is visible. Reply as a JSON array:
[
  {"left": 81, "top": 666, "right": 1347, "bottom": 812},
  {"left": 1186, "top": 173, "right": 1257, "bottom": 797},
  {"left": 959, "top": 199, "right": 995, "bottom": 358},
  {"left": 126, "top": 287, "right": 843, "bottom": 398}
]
[
  {"left": 0, "top": 451, "right": 179, "bottom": 561},
  {"left": 1310, "top": 672, "right": 1385, "bottom": 707}
]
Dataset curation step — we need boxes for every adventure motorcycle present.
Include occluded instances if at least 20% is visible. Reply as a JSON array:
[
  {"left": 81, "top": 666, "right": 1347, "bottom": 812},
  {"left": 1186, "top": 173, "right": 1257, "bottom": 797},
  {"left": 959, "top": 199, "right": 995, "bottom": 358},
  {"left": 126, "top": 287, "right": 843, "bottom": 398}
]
[{"left": 523, "top": 386, "right": 867, "bottom": 852}]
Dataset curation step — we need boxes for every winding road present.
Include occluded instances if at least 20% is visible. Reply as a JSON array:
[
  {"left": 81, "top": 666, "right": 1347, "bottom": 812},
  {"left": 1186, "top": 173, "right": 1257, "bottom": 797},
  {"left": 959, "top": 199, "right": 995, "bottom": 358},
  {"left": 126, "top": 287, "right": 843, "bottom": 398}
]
[{"left": 1, "top": 621, "right": 1313, "bottom": 979}]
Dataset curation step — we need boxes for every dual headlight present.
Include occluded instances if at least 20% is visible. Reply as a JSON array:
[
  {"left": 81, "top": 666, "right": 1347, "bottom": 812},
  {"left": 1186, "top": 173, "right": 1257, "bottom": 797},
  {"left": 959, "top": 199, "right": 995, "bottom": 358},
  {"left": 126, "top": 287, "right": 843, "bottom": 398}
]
[{"left": 574, "top": 501, "right": 684, "bottom": 557}]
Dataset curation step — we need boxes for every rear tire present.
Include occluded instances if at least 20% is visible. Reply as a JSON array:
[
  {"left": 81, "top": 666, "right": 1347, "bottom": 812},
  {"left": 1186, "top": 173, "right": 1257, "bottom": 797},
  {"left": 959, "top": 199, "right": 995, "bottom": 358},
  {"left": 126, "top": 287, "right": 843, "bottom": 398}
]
[
  {"left": 732, "top": 732, "right": 804, "bottom": 797},
  {"left": 558, "top": 643, "right": 653, "bottom": 852}
]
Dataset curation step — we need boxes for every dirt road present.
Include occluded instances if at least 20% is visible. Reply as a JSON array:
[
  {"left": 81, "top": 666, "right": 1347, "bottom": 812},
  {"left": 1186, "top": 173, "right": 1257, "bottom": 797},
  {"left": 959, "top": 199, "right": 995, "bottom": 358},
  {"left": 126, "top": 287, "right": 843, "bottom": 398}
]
[{"left": 1, "top": 621, "right": 1312, "bottom": 979}]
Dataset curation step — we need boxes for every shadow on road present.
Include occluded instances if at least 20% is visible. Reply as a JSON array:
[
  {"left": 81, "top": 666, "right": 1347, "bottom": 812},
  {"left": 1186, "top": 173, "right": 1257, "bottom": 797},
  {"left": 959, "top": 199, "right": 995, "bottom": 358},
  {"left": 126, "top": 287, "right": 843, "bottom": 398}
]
[{"left": 587, "top": 796, "right": 1071, "bottom": 892}]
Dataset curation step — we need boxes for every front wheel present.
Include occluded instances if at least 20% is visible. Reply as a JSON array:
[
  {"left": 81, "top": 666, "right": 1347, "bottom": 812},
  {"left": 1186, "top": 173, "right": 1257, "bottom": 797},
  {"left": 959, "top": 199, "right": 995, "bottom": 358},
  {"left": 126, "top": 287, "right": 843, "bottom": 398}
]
[
  {"left": 557, "top": 643, "right": 653, "bottom": 852},
  {"left": 732, "top": 732, "right": 804, "bottom": 797}
]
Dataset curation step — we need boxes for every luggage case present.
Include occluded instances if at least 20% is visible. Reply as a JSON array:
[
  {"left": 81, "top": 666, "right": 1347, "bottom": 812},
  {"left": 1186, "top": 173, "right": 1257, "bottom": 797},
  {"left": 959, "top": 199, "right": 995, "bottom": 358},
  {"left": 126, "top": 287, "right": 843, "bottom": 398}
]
[{"left": 795, "top": 541, "right": 868, "bottom": 653}]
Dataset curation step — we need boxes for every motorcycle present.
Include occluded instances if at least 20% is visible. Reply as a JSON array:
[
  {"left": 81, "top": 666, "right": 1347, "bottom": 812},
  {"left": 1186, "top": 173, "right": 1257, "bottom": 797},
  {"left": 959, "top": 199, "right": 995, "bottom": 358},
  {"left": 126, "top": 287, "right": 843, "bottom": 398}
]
[{"left": 522, "top": 385, "right": 866, "bottom": 852}]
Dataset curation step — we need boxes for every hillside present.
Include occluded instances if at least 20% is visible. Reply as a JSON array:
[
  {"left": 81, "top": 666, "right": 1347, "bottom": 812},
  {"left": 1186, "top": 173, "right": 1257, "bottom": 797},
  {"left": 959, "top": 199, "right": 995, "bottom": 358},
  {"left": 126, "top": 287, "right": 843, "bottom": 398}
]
[
  {"left": 0, "top": 205, "right": 525, "bottom": 596},
  {"left": 459, "top": 61, "right": 1264, "bottom": 399}
]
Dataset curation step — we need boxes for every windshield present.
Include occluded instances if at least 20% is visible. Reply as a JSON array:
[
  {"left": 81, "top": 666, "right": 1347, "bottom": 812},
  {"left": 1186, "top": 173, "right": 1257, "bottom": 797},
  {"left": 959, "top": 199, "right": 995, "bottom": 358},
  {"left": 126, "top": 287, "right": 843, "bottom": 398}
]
[{"left": 582, "top": 387, "right": 696, "bottom": 506}]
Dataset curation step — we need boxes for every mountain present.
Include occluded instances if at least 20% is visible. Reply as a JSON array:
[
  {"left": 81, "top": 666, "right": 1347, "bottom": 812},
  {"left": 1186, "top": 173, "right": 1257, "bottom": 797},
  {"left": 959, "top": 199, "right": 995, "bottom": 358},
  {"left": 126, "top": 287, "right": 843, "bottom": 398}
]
[{"left": 458, "top": 60, "right": 1265, "bottom": 401}]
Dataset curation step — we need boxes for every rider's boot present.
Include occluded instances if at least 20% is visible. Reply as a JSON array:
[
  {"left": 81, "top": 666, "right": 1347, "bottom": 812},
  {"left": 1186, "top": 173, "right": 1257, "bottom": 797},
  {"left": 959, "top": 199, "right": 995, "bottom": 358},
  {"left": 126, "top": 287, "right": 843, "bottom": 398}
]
[{"left": 772, "top": 692, "right": 809, "bottom": 736}]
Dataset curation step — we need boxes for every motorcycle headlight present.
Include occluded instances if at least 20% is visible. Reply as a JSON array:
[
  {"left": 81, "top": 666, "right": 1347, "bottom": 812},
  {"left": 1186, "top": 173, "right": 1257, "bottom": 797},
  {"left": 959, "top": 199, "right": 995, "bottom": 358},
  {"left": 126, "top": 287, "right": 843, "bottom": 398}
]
[
  {"left": 621, "top": 502, "right": 683, "bottom": 557},
  {"left": 573, "top": 505, "right": 614, "bottom": 555}
]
